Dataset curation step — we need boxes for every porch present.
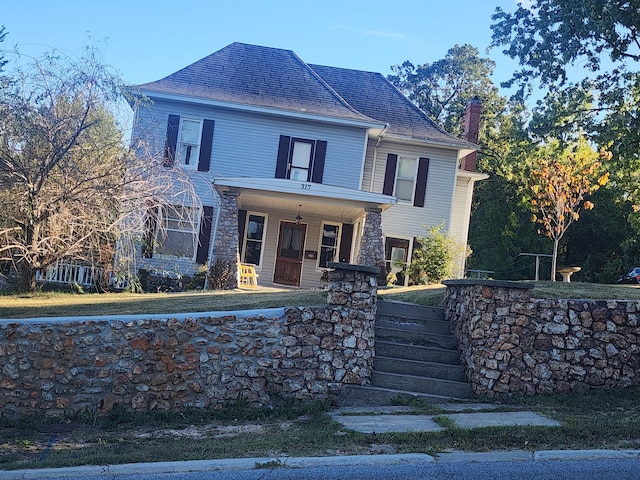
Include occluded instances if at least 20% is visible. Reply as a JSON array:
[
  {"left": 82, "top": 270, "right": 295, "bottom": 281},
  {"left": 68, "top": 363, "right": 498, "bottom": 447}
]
[{"left": 213, "top": 178, "right": 396, "bottom": 289}]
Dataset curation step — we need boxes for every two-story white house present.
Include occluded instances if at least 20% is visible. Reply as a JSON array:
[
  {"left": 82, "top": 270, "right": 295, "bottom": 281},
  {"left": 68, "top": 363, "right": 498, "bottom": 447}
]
[{"left": 130, "top": 42, "right": 486, "bottom": 289}]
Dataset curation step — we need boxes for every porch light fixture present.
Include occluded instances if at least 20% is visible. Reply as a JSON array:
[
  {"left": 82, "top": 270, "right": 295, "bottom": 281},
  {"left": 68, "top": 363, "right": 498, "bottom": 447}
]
[{"left": 296, "top": 205, "right": 302, "bottom": 225}]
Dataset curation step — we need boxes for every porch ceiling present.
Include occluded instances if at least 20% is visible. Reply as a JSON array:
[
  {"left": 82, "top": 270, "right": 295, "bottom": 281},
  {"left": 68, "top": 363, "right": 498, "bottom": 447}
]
[{"left": 213, "top": 177, "right": 396, "bottom": 219}]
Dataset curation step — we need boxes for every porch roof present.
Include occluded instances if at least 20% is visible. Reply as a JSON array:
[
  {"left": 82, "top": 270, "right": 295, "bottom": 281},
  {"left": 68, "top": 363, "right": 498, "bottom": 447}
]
[{"left": 213, "top": 177, "right": 397, "bottom": 217}]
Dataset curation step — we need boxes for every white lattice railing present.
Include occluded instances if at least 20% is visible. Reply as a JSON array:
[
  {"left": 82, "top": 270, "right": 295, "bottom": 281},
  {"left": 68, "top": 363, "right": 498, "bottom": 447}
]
[{"left": 35, "top": 261, "right": 102, "bottom": 287}]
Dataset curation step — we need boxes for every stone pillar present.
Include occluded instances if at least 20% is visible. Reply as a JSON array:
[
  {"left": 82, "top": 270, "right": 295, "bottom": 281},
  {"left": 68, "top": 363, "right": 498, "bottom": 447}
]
[
  {"left": 325, "top": 262, "right": 379, "bottom": 387},
  {"left": 212, "top": 190, "right": 239, "bottom": 288},
  {"left": 357, "top": 207, "right": 385, "bottom": 270}
]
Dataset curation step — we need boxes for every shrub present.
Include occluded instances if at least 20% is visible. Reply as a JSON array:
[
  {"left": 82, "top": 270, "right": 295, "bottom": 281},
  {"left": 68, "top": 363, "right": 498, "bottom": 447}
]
[
  {"left": 207, "top": 258, "right": 236, "bottom": 290},
  {"left": 407, "top": 224, "right": 462, "bottom": 284}
]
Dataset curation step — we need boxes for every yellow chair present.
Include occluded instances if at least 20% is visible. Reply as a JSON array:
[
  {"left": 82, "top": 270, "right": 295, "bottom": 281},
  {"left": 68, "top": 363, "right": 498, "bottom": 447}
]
[{"left": 238, "top": 263, "right": 258, "bottom": 288}]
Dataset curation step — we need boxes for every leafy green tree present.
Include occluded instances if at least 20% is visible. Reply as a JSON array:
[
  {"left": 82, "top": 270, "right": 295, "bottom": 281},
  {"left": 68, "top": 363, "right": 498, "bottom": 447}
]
[
  {"left": 563, "top": 186, "right": 640, "bottom": 283},
  {"left": 491, "top": 0, "right": 640, "bottom": 91},
  {"left": 389, "top": 44, "right": 515, "bottom": 166},
  {"left": 389, "top": 37, "right": 634, "bottom": 283},
  {"left": 389, "top": 44, "right": 505, "bottom": 136},
  {"left": 491, "top": 0, "right": 640, "bottom": 209}
]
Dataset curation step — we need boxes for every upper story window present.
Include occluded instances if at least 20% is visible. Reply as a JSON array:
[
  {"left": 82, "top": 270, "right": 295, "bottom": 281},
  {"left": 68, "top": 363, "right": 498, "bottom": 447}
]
[
  {"left": 176, "top": 119, "right": 203, "bottom": 169},
  {"left": 289, "top": 140, "right": 314, "bottom": 181},
  {"left": 383, "top": 154, "right": 430, "bottom": 208},
  {"left": 275, "top": 135, "right": 327, "bottom": 183},
  {"left": 395, "top": 157, "right": 418, "bottom": 203},
  {"left": 163, "top": 114, "right": 214, "bottom": 172},
  {"left": 318, "top": 222, "right": 341, "bottom": 269}
]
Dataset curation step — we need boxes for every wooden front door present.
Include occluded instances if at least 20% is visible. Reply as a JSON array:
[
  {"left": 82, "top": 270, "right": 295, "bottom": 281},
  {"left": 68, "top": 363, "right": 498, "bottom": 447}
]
[{"left": 274, "top": 222, "right": 306, "bottom": 286}]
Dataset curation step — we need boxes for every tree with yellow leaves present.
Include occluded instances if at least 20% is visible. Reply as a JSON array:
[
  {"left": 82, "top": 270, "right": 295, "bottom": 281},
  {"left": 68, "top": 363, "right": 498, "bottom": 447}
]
[{"left": 528, "top": 138, "right": 610, "bottom": 281}]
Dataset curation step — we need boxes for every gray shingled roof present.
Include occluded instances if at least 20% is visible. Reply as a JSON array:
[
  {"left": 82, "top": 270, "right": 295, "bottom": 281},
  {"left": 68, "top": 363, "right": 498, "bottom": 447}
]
[
  {"left": 309, "top": 64, "right": 474, "bottom": 148},
  {"left": 136, "top": 42, "right": 474, "bottom": 148},
  {"left": 136, "top": 43, "right": 374, "bottom": 124}
]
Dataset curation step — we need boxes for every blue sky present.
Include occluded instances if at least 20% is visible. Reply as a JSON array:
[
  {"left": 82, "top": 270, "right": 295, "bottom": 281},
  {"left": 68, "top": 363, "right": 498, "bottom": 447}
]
[{"left": 2, "top": 0, "right": 523, "bottom": 88}]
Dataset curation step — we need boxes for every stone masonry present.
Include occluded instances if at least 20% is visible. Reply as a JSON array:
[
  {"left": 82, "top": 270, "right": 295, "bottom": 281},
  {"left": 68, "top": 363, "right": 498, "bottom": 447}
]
[
  {"left": 0, "top": 263, "right": 377, "bottom": 417},
  {"left": 444, "top": 279, "right": 640, "bottom": 396},
  {"left": 357, "top": 207, "right": 385, "bottom": 270},
  {"left": 212, "top": 190, "right": 240, "bottom": 288}
]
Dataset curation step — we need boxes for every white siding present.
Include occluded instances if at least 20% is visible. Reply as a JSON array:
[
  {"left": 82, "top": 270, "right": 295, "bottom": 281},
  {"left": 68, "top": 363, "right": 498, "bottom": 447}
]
[
  {"left": 450, "top": 176, "right": 474, "bottom": 245},
  {"left": 133, "top": 100, "right": 369, "bottom": 193},
  {"left": 131, "top": 99, "right": 370, "bottom": 283},
  {"left": 368, "top": 140, "right": 459, "bottom": 240},
  {"left": 240, "top": 206, "right": 345, "bottom": 290},
  {"left": 450, "top": 176, "right": 475, "bottom": 277}
]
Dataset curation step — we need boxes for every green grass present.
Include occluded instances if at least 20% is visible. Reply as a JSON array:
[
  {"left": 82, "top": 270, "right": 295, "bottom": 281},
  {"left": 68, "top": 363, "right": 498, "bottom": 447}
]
[
  {"left": 2, "top": 387, "right": 640, "bottom": 470},
  {"left": 2, "top": 279, "right": 640, "bottom": 469},
  {"left": 3, "top": 280, "right": 640, "bottom": 320},
  {"left": 0, "top": 284, "right": 448, "bottom": 319}
]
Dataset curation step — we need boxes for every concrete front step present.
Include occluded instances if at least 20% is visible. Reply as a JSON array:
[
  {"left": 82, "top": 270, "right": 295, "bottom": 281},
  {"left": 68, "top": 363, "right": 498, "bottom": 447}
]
[
  {"left": 372, "top": 371, "right": 473, "bottom": 399},
  {"left": 377, "top": 300, "right": 445, "bottom": 322},
  {"left": 375, "top": 326, "right": 457, "bottom": 350},
  {"left": 376, "top": 340, "right": 462, "bottom": 365},
  {"left": 374, "top": 356, "right": 467, "bottom": 382},
  {"left": 372, "top": 300, "right": 471, "bottom": 401},
  {"left": 335, "top": 385, "right": 458, "bottom": 407},
  {"left": 376, "top": 316, "right": 451, "bottom": 336}
]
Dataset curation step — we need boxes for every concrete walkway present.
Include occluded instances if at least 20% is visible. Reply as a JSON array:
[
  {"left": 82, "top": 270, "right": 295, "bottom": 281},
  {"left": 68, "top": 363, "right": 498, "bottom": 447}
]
[{"left": 329, "top": 404, "right": 560, "bottom": 434}]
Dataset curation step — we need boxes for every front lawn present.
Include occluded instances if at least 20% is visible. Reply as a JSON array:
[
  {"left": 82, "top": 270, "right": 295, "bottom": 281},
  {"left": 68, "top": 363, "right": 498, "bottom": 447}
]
[{"left": 2, "top": 282, "right": 640, "bottom": 319}]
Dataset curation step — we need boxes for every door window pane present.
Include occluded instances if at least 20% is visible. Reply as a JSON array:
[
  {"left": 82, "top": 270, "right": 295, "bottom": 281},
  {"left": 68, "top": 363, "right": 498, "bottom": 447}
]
[{"left": 280, "top": 225, "right": 303, "bottom": 258}]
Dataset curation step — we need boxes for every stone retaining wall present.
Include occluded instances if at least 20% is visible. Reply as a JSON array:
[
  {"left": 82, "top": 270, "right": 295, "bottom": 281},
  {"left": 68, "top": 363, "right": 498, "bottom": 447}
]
[
  {"left": 444, "top": 279, "right": 640, "bottom": 396},
  {"left": 0, "top": 263, "right": 377, "bottom": 416}
]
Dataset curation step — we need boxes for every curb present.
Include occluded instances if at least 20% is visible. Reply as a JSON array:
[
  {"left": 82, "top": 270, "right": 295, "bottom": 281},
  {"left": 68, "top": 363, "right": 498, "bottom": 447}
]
[{"left": 2, "top": 450, "right": 640, "bottom": 478}]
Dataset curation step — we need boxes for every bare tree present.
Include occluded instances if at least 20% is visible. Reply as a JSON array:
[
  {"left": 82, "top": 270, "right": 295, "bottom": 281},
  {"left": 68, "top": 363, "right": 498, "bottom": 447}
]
[{"left": 0, "top": 47, "right": 195, "bottom": 292}]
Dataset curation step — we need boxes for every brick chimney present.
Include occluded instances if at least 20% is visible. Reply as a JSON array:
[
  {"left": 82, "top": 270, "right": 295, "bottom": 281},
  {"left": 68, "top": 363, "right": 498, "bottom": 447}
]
[{"left": 460, "top": 97, "right": 482, "bottom": 171}]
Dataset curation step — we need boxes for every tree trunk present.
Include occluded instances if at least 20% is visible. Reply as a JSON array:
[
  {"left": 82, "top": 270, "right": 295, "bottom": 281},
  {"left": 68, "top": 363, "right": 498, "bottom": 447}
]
[
  {"left": 19, "top": 264, "right": 37, "bottom": 293},
  {"left": 551, "top": 237, "right": 559, "bottom": 282}
]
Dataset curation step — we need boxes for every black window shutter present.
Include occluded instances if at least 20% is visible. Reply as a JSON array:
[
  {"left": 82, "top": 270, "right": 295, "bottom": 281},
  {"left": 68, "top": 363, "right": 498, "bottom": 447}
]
[
  {"left": 196, "top": 206, "right": 214, "bottom": 264},
  {"left": 197, "top": 119, "right": 215, "bottom": 172},
  {"left": 338, "top": 223, "right": 354, "bottom": 263},
  {"left": 237, "top": 209, "right": 247, "bottom": 259},
  {"left": 275, "top": 135, "right": 291, "bottom": 178},
  {"left": 311, "top": 140, "right": 327, "bottom": 183},
  {"left": 414, "top": 157, "right": 430, "bottom": 207},
  {"left": 163, "top": 115, "right": 180, "bottom": 167},
  {"left": 383, "top": 153, "right": 398, "bottom": 195},
  {"left": 142, "top": 206, "right": 158, "bottom": 258}
]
